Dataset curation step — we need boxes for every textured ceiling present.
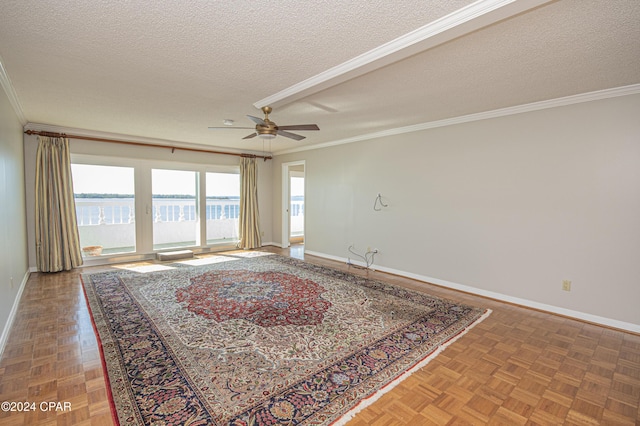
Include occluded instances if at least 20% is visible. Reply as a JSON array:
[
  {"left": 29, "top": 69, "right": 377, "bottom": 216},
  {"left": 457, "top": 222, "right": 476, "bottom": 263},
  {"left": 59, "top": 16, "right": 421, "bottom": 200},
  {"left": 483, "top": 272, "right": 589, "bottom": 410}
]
[{"left": 1, "top": 0, "right": 639, "bottom": 155}]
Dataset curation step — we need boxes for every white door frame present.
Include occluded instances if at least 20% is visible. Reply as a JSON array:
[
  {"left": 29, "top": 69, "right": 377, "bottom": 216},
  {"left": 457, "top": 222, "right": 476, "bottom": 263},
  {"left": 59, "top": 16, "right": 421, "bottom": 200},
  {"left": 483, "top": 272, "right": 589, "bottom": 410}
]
[{"left": 281, "top": 160, "right": 305, "bottom": 248}]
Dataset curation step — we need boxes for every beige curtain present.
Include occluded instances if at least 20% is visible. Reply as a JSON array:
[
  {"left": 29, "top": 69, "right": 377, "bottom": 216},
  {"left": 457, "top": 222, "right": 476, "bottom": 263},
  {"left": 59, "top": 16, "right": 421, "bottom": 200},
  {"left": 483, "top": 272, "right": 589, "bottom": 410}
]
[
  {"left": 35, "top": 136, "right": 83, "bottom": 272},
  {"left": 237, "top": 156, "right": 262, "bottom": 249}
]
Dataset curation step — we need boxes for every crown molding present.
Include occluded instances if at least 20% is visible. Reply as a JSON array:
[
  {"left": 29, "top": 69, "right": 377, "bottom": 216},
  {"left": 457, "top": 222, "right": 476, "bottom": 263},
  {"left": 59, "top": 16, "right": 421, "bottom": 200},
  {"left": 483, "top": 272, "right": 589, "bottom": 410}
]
[
  {"left": 0, "top": 55, "right": 27, "bottom": 125},
  {"left": 273, "top": 83, "right": 640, "bottom": 156},
  {"left": 254, "top": 0, "right": 553, "bottom": 110}
]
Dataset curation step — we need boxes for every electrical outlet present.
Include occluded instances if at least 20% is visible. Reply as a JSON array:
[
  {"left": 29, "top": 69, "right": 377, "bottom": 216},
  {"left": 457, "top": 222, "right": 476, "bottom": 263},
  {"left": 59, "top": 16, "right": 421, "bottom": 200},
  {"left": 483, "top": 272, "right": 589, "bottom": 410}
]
[
  {"left": 10, "top": 277, "right": 14, "bottom": 289},
  {"left": 562, "top": 280, "right": 571, "bottom": 292},
  {"left": 367, "top": 246, "right": 371, "bottom": 253}
]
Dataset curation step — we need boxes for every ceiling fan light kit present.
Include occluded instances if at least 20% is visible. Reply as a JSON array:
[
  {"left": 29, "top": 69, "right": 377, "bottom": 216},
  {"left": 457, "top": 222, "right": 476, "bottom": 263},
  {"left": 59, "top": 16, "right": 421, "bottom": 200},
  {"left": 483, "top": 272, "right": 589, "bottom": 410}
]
[{"left": 210, "top": 106, "right": 319, "bottom": 141}]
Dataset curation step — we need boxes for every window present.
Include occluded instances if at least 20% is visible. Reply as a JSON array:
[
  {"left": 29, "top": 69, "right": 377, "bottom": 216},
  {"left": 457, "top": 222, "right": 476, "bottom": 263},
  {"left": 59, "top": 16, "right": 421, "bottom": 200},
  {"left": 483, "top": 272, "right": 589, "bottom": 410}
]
[
  {"left": 71, "top": 157, "right": 239, "bottom": 258},
  {"left": 71, "top": 164, "right": 136, "bottom": 256},
  {"left": 206, "top": 172, "right": 240, "bottom": 244},
  {"left": 152, "top": 169, "right": 198, "bottom": 250}
]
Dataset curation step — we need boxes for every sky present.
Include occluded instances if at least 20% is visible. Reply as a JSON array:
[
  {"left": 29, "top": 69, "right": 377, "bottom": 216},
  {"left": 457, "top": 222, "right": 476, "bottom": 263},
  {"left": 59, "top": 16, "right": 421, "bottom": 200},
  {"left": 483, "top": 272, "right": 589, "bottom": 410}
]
[
  {"left": 290, "top": 176, "right": 304, "bottom": 197},
  {"left": 71, "top": 165, "right": 240, "bottom": 196},
  {"left": 71, "top": 164, "right": 304, "bottom": 197},
  {"left": 71, "top": 164, "right": 134, "bottom": 194}
]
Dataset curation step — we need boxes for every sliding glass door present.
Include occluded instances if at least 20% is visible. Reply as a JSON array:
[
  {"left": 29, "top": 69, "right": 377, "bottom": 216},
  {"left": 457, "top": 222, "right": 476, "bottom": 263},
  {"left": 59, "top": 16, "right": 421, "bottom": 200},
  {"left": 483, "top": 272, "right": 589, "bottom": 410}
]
[
  {"left": 206, "top": 172, "right": 240, "bottom": 244},
  {"left": 152, "top": 169, "right": 198, "bottom": 250},
  {"left": 71, "top": 164, "right": 136, "bottom": 256},
  {"left": 71, "top": 157, "right": 240, "bottom": 257}
]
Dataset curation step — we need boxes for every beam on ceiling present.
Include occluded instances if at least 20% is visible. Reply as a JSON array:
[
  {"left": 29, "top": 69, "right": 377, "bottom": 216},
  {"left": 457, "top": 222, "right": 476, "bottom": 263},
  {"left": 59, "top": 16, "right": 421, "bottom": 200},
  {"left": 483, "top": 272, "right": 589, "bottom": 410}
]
[{"left": 254, "top": 0, "right": 554, "bottom": 110}]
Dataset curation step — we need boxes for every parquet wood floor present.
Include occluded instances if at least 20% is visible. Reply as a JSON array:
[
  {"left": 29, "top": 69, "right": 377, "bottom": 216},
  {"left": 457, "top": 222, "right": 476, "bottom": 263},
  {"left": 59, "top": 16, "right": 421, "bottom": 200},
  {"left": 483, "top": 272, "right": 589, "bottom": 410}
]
[{"left": 0, "top": 246, "right": 638, "bottom": 425}]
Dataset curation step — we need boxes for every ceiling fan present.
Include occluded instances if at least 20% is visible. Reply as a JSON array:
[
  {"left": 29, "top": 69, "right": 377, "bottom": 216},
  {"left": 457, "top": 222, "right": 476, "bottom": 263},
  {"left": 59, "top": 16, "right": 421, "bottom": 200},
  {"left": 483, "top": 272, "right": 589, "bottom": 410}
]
[{"left": 209, "top": 106, "right": 319, "bottom": 141}]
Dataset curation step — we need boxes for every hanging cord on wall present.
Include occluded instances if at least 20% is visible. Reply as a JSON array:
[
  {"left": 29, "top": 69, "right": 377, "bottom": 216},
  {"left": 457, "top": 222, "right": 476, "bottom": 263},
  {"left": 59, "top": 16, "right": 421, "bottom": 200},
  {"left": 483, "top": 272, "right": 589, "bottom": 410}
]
[
  {"left": 347, "top": 244, "right": 378, "bottom": 270},
  {"left": 373, "top": 193, "right": 388, "bottom": 211}
]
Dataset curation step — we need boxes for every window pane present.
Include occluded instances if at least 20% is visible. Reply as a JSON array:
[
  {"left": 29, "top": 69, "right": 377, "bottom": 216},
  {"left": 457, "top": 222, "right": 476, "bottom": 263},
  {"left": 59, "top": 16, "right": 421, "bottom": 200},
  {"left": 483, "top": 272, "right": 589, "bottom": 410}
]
[
  {"left": 152, "top": 169, "right": 198, "bottom": 250},
  {"left": 206, "top": 172, "right": 240, "bottom": 244},
  {"left": 72, "top": 164, "right": 136, "bottom": 256}
]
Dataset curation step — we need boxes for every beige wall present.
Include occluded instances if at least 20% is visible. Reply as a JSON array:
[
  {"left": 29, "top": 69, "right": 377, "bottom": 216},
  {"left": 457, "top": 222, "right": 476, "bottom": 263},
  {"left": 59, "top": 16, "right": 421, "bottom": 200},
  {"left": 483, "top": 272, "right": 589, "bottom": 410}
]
[
  {"left": 272, "top": 94, "right": 640, "bottom": 329},
  {"left": 13, "top": 92, "right": 640, "bottom": 331},
  {"left": 0, "top": 86, "right": 28, "bottom": 348},
  {"left": 23, "top": 135, "right": 273, "bottom": 268}
]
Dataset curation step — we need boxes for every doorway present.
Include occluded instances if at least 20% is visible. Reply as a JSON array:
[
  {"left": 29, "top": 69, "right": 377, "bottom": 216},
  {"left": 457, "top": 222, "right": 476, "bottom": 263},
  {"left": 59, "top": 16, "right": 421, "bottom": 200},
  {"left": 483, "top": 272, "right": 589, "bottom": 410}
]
[
  {"left": 281, "top": 161, "right": 305, "bottom": 248},
  {"left": 289, "top": 170, "right": 304, "bottom": 244}
]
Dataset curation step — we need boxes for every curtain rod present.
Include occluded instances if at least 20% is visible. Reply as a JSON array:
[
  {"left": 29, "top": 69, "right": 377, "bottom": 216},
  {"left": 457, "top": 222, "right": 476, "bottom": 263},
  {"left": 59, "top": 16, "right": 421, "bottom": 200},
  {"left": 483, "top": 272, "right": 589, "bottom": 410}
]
[{"left": 24, "top": 130, "right": 273, "bottom": 161}]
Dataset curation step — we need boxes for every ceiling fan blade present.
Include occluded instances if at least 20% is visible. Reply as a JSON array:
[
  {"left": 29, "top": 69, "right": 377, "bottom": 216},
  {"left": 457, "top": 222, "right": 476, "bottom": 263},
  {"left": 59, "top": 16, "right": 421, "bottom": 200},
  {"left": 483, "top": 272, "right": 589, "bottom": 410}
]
[
  {"left": 208, "top": 126, "right": 254, "bottom": 130},
  {"left": 247, "top": 115, "right": 266, "bottom": 125},
  {"left": 242, "top": 132, "right": 258, "bottom": 139},
  {"left": 277, "top": 130, "right": 306, "bottom": 141},
  {"left": 278, "top": 124, "right": 320, "bottom": 131}
]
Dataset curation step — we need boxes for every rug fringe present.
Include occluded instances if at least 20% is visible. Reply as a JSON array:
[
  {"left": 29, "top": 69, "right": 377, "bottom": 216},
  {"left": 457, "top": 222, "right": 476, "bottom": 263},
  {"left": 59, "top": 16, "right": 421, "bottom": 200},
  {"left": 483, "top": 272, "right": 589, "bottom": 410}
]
[{"left": 332, "top": 308, "right": 492, "bottom": 425}]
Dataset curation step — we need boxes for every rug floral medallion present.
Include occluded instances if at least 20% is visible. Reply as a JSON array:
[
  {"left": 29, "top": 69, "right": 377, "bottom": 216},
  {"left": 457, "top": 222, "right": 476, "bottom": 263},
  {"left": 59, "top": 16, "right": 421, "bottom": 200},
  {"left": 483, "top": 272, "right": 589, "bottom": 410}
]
[{"left": 82, "top": 253, "right": 488, "bottom": 425}]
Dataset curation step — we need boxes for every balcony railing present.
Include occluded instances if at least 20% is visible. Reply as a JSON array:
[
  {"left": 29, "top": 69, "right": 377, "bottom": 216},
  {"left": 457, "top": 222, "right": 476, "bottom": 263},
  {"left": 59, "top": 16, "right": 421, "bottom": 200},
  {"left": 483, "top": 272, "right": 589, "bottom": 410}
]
[{"left": 75, "top": 198, "right": 305, "bottom": 255}]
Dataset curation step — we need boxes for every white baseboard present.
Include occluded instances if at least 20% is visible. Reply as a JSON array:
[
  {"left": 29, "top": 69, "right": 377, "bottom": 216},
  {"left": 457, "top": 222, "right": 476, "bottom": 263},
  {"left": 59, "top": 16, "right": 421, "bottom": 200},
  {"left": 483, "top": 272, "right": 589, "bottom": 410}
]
[
  {"left": 304, "top": 250, "right": 640, "bottom": 334},
  {"left": 0, "top": 270, "right": 30, "bottom": 357}
]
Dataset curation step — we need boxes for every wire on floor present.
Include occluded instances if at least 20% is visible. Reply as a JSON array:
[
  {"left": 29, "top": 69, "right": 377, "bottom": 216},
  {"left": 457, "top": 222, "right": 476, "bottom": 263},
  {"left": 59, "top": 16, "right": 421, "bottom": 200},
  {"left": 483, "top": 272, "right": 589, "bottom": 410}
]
[{"left": 347, "top": 244, "right": 378, "bottom": 270}]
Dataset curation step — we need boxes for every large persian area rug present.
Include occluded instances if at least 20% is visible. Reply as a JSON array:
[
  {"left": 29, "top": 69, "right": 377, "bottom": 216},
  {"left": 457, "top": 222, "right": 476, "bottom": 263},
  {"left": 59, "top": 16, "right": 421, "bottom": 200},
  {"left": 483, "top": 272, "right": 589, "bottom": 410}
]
[{"left": 82, "top": 253, "right": 489, "bottom": 425}]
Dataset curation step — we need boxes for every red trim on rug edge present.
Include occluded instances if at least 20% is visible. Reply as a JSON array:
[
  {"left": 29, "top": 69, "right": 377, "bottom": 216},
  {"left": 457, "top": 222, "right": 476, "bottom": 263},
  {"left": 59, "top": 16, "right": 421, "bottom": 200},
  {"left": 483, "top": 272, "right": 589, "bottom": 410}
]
[
  {"left": 331, "top": 308, "right": 492, "bottom": 426},
  {"left": 79, "top": 275, "right": 121, "bottom": 426}
]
